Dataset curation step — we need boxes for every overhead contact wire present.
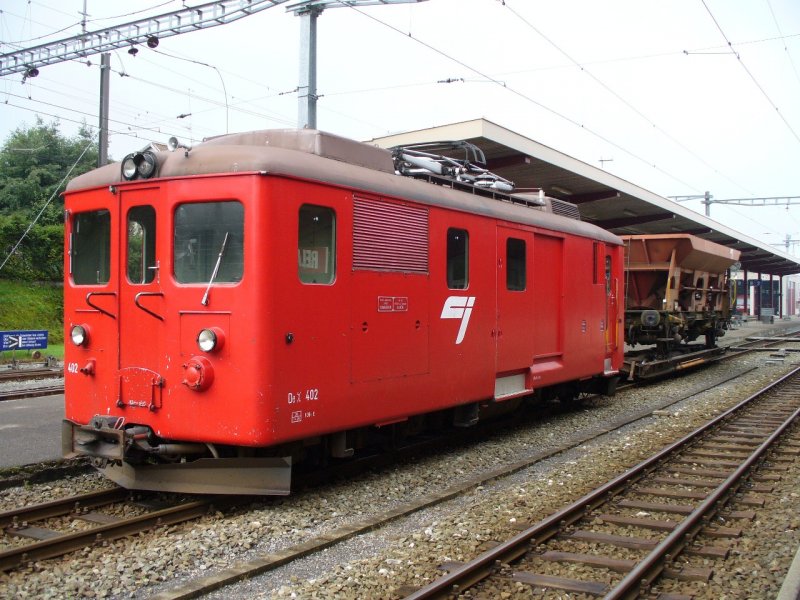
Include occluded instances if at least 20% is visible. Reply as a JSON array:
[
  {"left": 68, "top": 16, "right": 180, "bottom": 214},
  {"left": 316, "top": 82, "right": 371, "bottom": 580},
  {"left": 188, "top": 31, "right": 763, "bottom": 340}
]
[
  {"left": 701, "top": 0, "right": 800, "bottom": 145},
  {"left": 344, "top": 2, "right": 703, "bottom": 193}
]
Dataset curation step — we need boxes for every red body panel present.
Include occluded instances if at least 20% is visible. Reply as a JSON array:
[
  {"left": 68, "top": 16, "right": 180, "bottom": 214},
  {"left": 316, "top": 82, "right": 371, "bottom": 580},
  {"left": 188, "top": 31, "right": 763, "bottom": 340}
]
[{"left": 64, "top": 171, "right": 624, "bottom": 449}]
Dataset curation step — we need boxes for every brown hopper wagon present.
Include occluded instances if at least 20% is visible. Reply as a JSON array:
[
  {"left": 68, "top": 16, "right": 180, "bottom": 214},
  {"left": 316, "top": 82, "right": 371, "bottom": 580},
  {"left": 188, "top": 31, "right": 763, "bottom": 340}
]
[{"left": 622, "top": 234, "right": 740, "bottom": 379}]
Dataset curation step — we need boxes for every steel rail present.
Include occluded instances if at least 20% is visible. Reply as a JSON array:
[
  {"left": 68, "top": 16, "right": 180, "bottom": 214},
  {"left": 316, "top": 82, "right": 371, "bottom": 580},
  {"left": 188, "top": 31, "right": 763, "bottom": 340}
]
[
  {"left": 403, "top": 364, "right": 800, "bottom": 599},
  {"left": 0, "top": 497, "right": 217, "bottom": 572},
  {"left": 153, "top": 365, "right": 763, "bottom": 600},
  {"left": 0, "top": 385, "right": 64, "bottom": 401},
  {"left": 0, "top": 369, "right": 62, "bottom": 382},
  {"left": 0, "top": 335, "right": 791, "bottom": 586},
  {"left": 0, "top": 487, "right": 128, "bottom": 528},
  {"left": 726, "top": 327, "right": 800, "bottom": 354},
  {"left": 608, "top": 367, "right": 800, "bottom": 599}
]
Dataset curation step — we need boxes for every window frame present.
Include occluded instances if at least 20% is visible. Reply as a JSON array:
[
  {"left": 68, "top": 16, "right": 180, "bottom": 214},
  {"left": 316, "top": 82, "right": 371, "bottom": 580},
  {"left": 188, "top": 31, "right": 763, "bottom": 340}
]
[
  {"left": 172, "top": 200, "right": 245, "bottom": 285},
  {"left": 298, "top": 203, "right": 337, "bottom": 285},
  {"left": 446, "top": 227, "right": 469, "bottom": 290},
  {"left": 506, "top": 237, "right": 527, "bottom": 291},
  {"left": 70, "top": 209, "right": 111, "bottom": 286},
  {"left": 126, "top": 205, "right": 157, "bottom": 285}
]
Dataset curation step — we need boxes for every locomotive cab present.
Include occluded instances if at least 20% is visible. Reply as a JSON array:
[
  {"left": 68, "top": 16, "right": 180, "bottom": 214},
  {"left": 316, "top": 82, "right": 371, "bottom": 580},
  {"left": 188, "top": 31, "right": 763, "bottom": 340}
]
[{"left": 63, "top": 175, "right": 294, "bottom": 494}]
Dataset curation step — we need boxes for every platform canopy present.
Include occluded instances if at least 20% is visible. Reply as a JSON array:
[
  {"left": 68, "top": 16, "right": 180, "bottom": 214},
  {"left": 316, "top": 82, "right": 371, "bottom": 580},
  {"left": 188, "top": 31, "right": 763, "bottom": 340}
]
[{"left": 370, "top": 118, "right": 800, "bottom": 277}]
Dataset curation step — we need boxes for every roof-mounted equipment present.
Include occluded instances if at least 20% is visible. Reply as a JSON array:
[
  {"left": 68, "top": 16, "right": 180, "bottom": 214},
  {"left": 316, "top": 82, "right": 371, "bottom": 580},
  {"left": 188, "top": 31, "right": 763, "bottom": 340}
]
[{"left": 391, "top": 140, "right": 515, "bottom": 193}]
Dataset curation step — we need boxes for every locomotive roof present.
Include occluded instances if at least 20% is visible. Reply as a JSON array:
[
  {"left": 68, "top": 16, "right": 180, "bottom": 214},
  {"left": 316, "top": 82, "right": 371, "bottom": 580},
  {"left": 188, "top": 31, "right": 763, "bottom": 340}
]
[{"left": 66, "top": 129, "right": 622, "bottom": 246}]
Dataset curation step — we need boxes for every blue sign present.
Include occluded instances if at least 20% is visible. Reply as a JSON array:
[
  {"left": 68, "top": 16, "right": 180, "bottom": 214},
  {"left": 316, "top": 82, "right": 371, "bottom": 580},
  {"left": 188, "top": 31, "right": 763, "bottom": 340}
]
[{"left": 1, "top": 330, "right": 49, "bottom": 351}]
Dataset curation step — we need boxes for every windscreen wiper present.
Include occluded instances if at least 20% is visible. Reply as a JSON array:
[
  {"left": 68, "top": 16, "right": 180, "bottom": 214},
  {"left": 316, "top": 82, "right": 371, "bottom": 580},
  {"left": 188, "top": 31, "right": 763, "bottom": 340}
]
[{"left": 201, "top": 232, "right": 229, "bottom": 306}]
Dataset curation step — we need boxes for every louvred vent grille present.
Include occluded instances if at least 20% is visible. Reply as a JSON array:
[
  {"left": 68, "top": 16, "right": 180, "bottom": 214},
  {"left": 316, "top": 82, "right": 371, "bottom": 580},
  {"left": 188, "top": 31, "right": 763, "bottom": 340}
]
[{"left": 353, "top": 197, "right": 429, "bottom": 273}]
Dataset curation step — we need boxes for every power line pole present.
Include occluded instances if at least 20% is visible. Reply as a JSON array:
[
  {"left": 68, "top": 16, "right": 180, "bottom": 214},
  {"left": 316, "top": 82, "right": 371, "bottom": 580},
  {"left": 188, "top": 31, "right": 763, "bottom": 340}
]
[
  {"left": 668, "top": 191, "right": 713, "bottom": 216},
  {"left": 296, "top": 4, "right": 322, "bottom": 129},
  {"left": 287, "top": 0, "right": 428, "bottom": 129},
  {"left": 98, "top": 53, "right": 110, "bottom": 166}
]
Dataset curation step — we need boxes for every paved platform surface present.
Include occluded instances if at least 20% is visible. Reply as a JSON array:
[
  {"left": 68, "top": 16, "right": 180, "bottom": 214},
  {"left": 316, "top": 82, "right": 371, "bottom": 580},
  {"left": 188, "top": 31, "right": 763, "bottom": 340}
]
[{"left": 0, "top": 393, "right": 63, "bottom": 469}]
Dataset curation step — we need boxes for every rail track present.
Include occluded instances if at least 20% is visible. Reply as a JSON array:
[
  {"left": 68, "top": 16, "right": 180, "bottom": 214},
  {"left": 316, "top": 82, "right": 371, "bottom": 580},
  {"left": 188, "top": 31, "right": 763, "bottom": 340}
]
[
  {"left": 0, "top": 367, "right": 64, "bottom": 401},
  {"left": 727, "top": 327, "right": 800, "bottom": 356},
  {"left": 153, "top": 370, "right": 782, "bottom": 599},
  {"left": 0, "top": 487, "right": 227, "bottom": 572},
  {"left": 0, "top": 360, "right": 760, "bottom": 586},
  {"left": 2, "top": 329, "right": 797, "bottom": 594},
  {"left": 0, "top": 368, "right": 62, "bottom": 383},
  {"left": 0, "top": 385, "right": 64, "bottom": 401},
  {"left": 403, "top": 365, "right": 800, "bottom": 599}
]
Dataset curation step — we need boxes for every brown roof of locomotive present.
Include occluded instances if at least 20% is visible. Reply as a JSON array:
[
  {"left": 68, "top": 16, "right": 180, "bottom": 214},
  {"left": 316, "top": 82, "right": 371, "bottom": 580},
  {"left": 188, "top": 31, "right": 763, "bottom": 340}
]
[{"left": 66, "top": 129, "right": 622, "bottom": 245}]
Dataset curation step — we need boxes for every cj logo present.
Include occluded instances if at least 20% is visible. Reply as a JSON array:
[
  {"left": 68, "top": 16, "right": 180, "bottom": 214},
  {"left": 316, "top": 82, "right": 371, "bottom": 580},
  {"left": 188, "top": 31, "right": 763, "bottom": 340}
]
[{"left": 440, "top": 296, "right": 476, "bottom": 345}]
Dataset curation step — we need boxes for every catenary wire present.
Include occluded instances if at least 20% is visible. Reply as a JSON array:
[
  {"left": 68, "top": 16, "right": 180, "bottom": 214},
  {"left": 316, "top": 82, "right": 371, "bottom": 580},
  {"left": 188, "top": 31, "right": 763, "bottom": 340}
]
[
  {"left": 342, "top": 1, "right": 705, "bottom": 193},
  {"left": 766, "top": 0, "right": 800, "bottom": 91},
  {"left": 701, "top": 0, "right": 800, "bottom": 145},
  {"left": 501, "top": 0, "right": 757, "bottom": 197}
]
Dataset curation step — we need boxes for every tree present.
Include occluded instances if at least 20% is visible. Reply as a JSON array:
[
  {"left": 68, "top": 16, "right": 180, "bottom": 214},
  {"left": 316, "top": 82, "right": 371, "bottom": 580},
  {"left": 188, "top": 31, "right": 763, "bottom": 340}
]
[
  {"left": 0, "top": 118, "right": 100, "bottom": 281},
  {"left": 0, "top": 117, "right": 99, "bottom": 224}
]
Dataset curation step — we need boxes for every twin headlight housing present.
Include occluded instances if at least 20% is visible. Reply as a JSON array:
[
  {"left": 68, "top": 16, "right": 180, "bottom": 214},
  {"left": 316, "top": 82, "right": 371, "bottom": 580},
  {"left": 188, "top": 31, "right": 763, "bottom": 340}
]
[{"left": 121, "top": 150, "right": 158, "bottom": 181}]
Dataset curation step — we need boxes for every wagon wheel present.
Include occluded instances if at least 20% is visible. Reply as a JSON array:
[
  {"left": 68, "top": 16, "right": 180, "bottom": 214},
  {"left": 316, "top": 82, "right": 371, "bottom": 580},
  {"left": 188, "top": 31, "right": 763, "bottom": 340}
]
[{"left": 705, "top": 327, "right": 717, "bottom": 348}]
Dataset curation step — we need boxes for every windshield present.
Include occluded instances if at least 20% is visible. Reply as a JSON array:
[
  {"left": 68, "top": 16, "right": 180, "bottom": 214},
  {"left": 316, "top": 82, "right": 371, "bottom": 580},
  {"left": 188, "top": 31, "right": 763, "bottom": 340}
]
[
  {"left": 173, "top": 201, "right": 243, "bottom": 284},
  {"left": 72, "top": 209, "right": 111, "bottom": 285}
]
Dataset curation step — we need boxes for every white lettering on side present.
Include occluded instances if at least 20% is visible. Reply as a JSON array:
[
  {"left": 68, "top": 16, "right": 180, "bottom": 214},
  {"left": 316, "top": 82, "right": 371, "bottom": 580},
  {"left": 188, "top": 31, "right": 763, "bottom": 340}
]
[{"left": 440, "top": 296, "right": 476, "bottom": 345}]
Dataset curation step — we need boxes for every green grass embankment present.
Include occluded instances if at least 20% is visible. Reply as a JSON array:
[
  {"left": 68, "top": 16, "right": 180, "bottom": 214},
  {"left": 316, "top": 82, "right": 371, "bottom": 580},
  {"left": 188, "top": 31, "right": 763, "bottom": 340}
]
[{"left": 0, "top": 279, "right": 63, "bottom": 361}]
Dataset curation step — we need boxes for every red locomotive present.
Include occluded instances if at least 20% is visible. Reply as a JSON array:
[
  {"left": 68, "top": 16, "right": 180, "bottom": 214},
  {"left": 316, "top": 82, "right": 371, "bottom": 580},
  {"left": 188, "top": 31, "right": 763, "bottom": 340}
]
[{"left": 62, "top": 129, "right": 623, "bottom": 495}]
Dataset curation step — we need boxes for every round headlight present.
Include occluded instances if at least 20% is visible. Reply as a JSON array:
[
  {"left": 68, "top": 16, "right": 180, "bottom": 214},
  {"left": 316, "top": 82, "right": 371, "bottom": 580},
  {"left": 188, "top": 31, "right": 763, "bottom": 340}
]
[
  {"left": 121, "top": 155, "right": 137, "bottom": 180},
  {"left": 136, "top": 151, "right": 157, "bottom": 178},
  {"left": 71, "top": 324, "right": 88, "bottom": 346},
  {"left": 197, "top": 328, "right": 218, "bottom": 352}
]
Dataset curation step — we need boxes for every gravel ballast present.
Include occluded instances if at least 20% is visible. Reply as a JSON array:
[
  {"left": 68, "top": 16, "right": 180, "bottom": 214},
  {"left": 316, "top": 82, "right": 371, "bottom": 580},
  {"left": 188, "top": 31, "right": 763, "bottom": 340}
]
[{"left": 0, "top": 322, "right": 798, "bottom": 599}]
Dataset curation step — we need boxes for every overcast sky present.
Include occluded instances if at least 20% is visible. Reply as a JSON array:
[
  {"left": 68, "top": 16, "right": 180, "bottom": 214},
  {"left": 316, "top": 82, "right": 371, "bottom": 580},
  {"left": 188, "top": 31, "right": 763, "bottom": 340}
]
[{"left": 2, "top": 0, "right": 799, "bottom": 252}]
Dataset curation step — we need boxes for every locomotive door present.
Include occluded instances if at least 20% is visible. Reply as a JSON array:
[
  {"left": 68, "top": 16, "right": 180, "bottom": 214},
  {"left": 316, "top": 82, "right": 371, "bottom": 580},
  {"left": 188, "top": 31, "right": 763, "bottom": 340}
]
[
  {"left": 117, "top": 189, "right": 165, "bottom": 410},
  {"left": 495, "top": 227, "right": 534, "bottom": 376}
]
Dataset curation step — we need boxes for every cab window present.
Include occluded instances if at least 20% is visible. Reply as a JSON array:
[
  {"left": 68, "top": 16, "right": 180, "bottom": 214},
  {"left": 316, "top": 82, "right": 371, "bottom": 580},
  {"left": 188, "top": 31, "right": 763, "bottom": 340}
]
[
  {"left": 447, "top": 228, "right": 469, "bottom": 289},
  {"left": 127, "top": 206, "right": 156, "bottom": 284},
  {"left": 71, "top": 209, "right": 111, "bottom": 285},
  {"left": 298, "top": 204, "right": 336, "bottom": 285},
  {"left": 173, "top": 201, "right": 244, "bottom": 284}
]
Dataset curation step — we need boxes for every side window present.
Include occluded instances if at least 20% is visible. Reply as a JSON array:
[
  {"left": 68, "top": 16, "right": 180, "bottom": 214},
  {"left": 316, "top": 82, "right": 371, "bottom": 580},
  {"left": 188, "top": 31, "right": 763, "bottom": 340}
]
[
  {"left": 71, "top": 210, "right": 111, "bottom": 285},
  {"left": 298, "top": 204, "right": 336, "bottom": 285},
  {"left": 173, "top": 201, "right": 244, "bottom": 284},
  {"left": 605, "top": 255, "right": 612, "bottom": 295},
  {"left": 506, "top": 238, "right": 526, "bottom": 291},
  {"left": 447, "top": 228, "right": 469, "bottom": 289},
  {"left": 127, "top": 206, "right": 156, "bottom": 284}
]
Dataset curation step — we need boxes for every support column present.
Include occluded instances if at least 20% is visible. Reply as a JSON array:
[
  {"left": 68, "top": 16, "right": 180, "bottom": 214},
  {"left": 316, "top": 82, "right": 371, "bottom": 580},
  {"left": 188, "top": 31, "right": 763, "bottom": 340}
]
[
  {"left": 757, "top": 272, "right": 762, "bottom": 321},
  {"left": 743, "top": 270, "right": 748, "bottom": 316},
  {"left": 297, "top": 7, "right": 321, "bottom": 129},
  {"left": 98, "top": 52, "right": 110, "bottom": 167}
]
